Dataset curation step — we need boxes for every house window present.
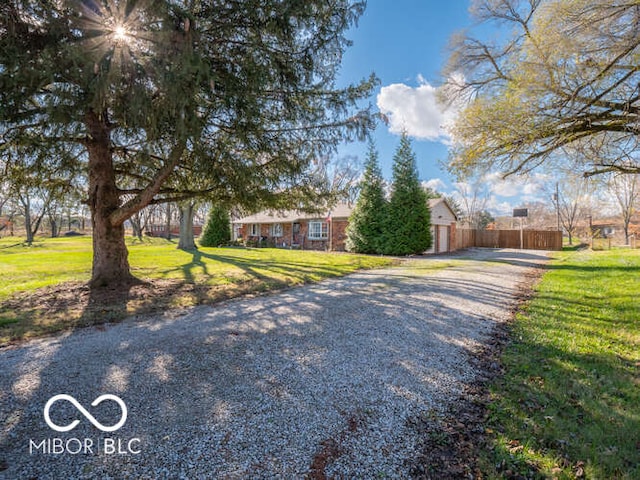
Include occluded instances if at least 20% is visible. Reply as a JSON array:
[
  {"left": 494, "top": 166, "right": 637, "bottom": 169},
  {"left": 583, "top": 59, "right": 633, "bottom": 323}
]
[
  {"left": 271, "top": 223, "right": 283, "bottom": 237},
  {"left": 250, "top": 224, "right": 259, "bottom": 236},
  {"left": 308, "top": 221, "right": 328, "bottom": 240}
]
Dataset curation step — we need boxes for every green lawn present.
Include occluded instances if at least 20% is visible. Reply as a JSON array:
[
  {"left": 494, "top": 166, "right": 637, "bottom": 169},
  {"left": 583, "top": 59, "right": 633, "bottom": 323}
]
[
  {"left": 0, "top": 236, "right": 93, "bottom": 299},
  {"left": 0, "top": 235, "right": 393, "bottom": 342},
  {"left": 482, "top": 248, "right": 640, "bottom": 479}
]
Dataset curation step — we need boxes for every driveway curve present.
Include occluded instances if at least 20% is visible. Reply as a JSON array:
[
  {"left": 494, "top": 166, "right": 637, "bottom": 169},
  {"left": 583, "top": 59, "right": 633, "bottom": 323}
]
[{"left": 0, "top": 248, "right": 549, "bottom": 479}]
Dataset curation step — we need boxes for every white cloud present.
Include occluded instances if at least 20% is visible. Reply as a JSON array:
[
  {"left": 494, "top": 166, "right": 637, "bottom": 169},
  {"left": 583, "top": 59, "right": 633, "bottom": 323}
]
[
  {"left": 481, "top": 172, "right": 551, "bottom": 199},
  {"left": 450, "top": 186, "right": 513, "bottom": 216},
  {"left": 377, "top": 75, "right": 457, "bottom": 142},
  {"left": 486, "top": 196, "right": 515, "bottom": 216},
  {"left": 452, "top": 180, "right": 474, "bottom": 198},
  {"left": 422, "top": 178, "right": 447, "bottom": 193},
  {"left": 451, "top": 175, "right": 551, "bottom": 217}
]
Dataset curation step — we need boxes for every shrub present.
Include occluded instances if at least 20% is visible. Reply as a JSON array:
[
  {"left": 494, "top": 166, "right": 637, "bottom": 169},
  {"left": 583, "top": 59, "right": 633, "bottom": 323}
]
[{"left": 199, "top": 205, "right": 231, "bottom": 247}]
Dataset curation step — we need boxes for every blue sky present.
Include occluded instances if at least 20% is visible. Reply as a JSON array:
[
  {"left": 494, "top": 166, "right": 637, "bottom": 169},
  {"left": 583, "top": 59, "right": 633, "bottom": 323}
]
[
  {"left": 336, "top": 1, "right": 551, "bottom": 215},
  {"left": 337, "top": 2, "right": 472, "bottom": 182}
]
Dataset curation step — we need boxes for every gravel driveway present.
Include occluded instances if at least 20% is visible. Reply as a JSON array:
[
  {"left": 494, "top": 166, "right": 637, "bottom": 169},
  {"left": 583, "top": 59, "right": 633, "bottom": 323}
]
[{"left": 0, "top": 248, "right": 549, "bottom": 479}]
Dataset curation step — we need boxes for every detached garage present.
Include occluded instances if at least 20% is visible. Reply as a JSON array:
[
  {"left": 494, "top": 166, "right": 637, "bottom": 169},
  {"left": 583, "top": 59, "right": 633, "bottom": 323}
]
[{"left": 425, "top": 197, "right": 458, "bottom": 254}]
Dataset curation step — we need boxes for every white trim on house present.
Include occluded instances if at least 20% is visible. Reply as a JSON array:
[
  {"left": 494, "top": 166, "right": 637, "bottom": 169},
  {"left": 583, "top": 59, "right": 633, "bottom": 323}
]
[
  {"left": 271, "top": 223, "right": 283, "bottom": 237},
  {"left": 233, "top": 224, "right": 242, "bottom": 240},
  {"left": 308, "top": 221, "right": 328, "bottom": 240}
]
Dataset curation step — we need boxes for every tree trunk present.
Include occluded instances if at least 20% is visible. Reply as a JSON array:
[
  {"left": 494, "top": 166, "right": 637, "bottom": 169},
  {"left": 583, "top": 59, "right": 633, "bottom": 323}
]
[
  {"left": 23, "top": 196, "right": 33, "bottom": 246},
  {"left": 178, "top": 202, "right": 197, "bottom": 250},
  {"left": 162, "top": 202, "right": 169, "bottom": 240},
  {"left": 50, "top": 215, "right": 58, "bottom": 238},
  {"left": 623, "top": 218, "right": 630, "bottom": 245},
  {"left": 131, "top": 215, "right": 143, "bottom": 240},
  {"left": 86, "top": 111, "right": 136, "bottom": 288}
]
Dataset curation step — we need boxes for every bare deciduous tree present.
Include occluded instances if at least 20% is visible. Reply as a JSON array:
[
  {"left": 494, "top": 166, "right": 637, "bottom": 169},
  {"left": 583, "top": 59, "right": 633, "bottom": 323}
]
[
  {"left": 444, "top": 0, "right": 640, "bottom": 178},
  {"left": 453, "top": 176, "right": 491, "bottom": 229},
  {"left": 606, "top": 174, "right": 639, "bottom": 244},
  {"left": 551, "top": 175, "right": 596, "bottom": 245}
]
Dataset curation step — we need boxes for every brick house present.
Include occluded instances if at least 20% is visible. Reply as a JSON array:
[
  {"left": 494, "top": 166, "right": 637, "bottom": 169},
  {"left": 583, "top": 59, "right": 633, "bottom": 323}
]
[
  {"left": 232, "top": 198, "right": 460, "bottom": 253},
  {"left": 232, "top": 204, "right": 352, "bottom": 251}
]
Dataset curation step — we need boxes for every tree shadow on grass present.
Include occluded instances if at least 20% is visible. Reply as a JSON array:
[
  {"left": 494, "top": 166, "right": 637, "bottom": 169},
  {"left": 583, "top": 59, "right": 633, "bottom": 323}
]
[
  {"left": 0, "top": 278, "right": 199, "bottom": 346},
  {"left": 161, "top": 249, "right": 363, "bottom": 292},
  {"left": 180, "top": 249, "right": 210, "bottom": 284},
  {"left": 485, "top": 339, "right": 640, "bottom": 479},
  {"left": 10, "top": 248, "right": 351, "bottom": 341},
  {"left": 192, "top": 249, "right": 359, "bottom": 281},
  {"left": 2, "top": 248, "right": 387, "bottom": 345},
  {"left": 0, "top": 281, "right": 140, "bottom": 345},
  {"left": 79, "top": 282, "right": 139, "bottom": 328}
]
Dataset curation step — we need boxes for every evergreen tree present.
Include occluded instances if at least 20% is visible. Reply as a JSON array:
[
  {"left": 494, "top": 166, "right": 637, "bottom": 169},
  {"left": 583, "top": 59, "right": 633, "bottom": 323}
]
[
  {"left": 0, "top": 1, "right": 376, "bottom": 288},
  {"left": 383, "top": 134, "right": 431, "bottom": 255},
  {"left": 346, "top": 141, "right": 387, "bottom": 253},
  {"left": 199, "top": 205, "right": 231, "bottom": 247}
]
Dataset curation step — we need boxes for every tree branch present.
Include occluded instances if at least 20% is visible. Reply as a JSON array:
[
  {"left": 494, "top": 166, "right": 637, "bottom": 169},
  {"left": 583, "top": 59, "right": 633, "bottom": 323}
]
[{"left": 109, "top": 139, "right": 187, "bottom": 226}]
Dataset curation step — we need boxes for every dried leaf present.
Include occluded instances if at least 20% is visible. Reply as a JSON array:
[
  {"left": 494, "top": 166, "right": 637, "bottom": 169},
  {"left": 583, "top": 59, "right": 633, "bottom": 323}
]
[{"left": 509, "top": 444, "right": 524, "bottom": 454}]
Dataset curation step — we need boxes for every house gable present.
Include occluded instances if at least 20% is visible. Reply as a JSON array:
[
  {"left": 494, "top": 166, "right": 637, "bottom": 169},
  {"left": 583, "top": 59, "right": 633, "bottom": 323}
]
[{"left": 428, "top": 197, "right": 458, "bottom": 226}]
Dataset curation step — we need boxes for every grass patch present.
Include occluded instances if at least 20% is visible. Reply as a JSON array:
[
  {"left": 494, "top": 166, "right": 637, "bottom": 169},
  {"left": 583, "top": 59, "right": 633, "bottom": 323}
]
[
  {"left": 0, "top": 236, "right": 393, "bottom": 343},
  {"left": 399, "top": 258, "right": 466, "bottom": 273},
  {"left": 481, "top": 249, "right": 640, "bottom": 479},
  {"left": 0, "top": 236, "right": 93, "bottom": 298}
]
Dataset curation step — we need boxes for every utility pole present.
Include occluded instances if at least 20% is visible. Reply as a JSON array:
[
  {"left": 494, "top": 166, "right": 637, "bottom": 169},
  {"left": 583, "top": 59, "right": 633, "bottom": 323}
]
[{"left": 554, "top": 182, "right": 561, "bottom": 232}]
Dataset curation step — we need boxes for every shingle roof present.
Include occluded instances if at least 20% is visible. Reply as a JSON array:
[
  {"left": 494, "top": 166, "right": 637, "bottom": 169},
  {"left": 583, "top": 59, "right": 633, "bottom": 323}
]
[{"left": 233, "top": 203, "right": 353, "bottom": 224}]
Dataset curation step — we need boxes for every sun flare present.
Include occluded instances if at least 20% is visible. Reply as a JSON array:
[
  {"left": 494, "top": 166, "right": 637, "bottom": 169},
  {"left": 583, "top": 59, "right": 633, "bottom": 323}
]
[{"left": 113, "top": 25, "right": 129, "bottom": 42}]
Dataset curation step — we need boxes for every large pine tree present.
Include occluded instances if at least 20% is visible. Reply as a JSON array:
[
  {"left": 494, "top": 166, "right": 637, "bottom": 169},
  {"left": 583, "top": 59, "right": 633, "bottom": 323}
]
[
  {"left": 383, "top": 134, "right": 431, "bottom": 255},
  {"left": 346, "top": 141, "right": 387, "bottom": 253},
  {"left": 0, "top": 1, "right": 376, "bottom": 288}
]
